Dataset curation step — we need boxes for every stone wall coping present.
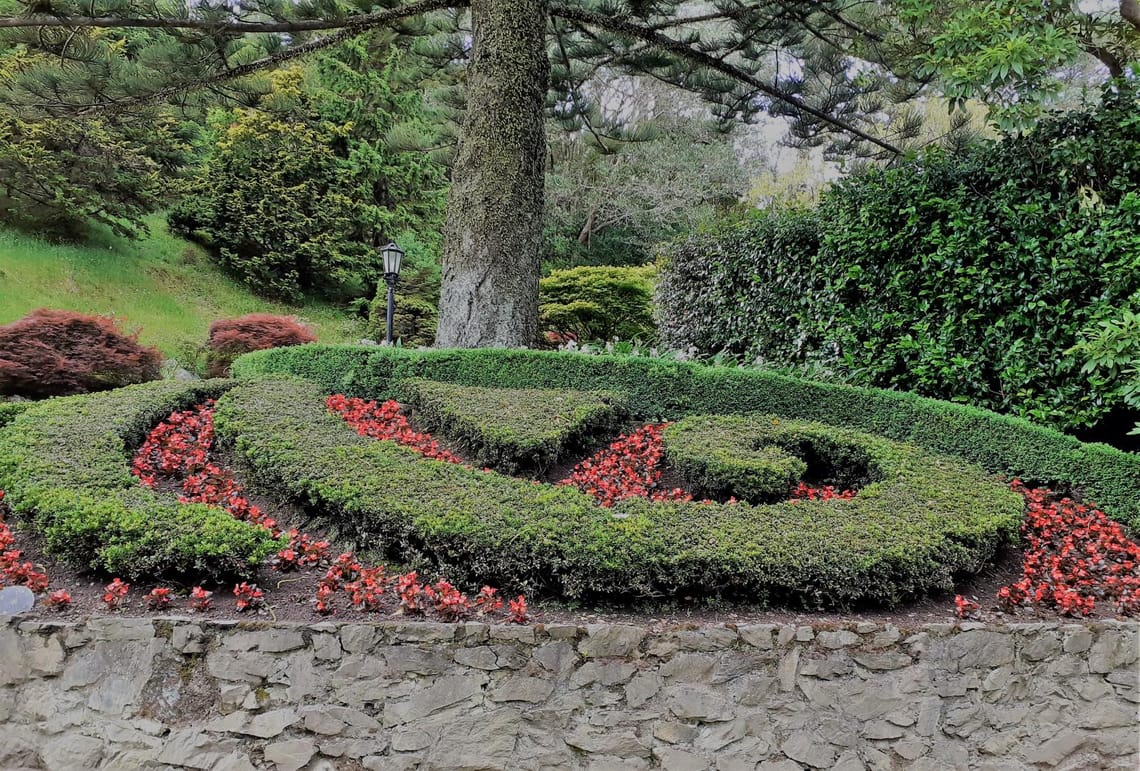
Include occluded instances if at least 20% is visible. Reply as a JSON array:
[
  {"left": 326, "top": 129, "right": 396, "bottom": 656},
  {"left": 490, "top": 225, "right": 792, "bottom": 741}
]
[{"left": 8, "top": 613, "right": 1138, "bottom": 642}]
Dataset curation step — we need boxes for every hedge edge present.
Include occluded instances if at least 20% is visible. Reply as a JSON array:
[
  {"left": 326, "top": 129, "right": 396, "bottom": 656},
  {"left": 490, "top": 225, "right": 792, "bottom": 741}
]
[{"left": 0, "top": 380, "right": 281, "bottom": 580}]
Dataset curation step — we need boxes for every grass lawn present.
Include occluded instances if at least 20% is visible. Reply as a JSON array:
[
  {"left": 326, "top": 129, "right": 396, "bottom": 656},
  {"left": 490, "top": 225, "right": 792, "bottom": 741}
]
[{"left": 0, "top": 215, "right": 363, "bottom": 362}]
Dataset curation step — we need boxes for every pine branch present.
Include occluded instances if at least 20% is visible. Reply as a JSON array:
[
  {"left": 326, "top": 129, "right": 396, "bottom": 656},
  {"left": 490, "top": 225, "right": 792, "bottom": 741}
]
[
  {"left": 0, "top": 0, "right": 464, "bottom": 31},
  {"left": 549, "top": 3, "right": 902, "bottom": 155}
]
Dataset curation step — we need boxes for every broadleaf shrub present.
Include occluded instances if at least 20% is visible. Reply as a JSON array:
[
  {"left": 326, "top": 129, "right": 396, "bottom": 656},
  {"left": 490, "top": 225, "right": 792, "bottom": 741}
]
[
  {"left": 206, "top": 314, "right": 317, "bottom": 378},
  {"left": 0, "top": 380, "right": 280, "bottom": 579},
  {"left": 656, "top": 83, "right": 1140, "bottom": 431},
  {"left": 400, "top": 378, "right": 629, "bottom": 473},
  {"left": 232, "top": 346, "right": 1140, "bottom": 529},
  {"left": 214, "top": 378, "right": 1022, "bottom": 608},
  {"left": 540, "top": 265, "right": 657, "bottom": 343},
  {"left": 0, "top": 309, "right": 162, "bottom": 398}
]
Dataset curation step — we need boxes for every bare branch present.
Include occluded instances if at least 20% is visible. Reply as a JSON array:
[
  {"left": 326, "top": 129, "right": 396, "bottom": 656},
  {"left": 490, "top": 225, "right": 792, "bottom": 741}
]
[{"left": 549, "top": 3, "right": 902, "bottom": 155}]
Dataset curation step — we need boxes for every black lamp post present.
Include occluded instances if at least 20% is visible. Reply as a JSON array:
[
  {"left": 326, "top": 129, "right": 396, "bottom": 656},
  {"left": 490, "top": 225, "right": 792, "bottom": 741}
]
[{"left": 380, "top": 242, "right": 404, "bottom": 344}]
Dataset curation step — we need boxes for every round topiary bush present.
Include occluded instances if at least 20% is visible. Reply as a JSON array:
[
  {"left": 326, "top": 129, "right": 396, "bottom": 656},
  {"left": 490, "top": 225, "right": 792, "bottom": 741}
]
[{"left": 0, "top": 309, "right": 162, "bottom": 398}]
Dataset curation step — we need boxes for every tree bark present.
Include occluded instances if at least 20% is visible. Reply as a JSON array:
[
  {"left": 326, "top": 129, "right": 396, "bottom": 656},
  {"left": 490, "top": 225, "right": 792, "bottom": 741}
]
[
  {"left": 1123, "top": 0, "right": 1140, "bottom": 32},
  {"left": 435, "top": 0, "right": 549, "bottom": 348}
]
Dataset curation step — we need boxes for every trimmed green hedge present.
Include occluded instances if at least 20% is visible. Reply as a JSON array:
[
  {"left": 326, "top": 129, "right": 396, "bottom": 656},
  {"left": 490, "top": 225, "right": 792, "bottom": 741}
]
[
  {"left": 400, "top": 378, "right": 628, "bottom": 473},
  {"left": 0, "top": 402, "right": 28, "bottom": 428},
  {"left": 0, "top": 380, "right": 281, "bottom": 580},
  {"left": 665, "top": 415, "right": 883, "bottom": 503},
  {"left": 233, "top": 345, "right": 1140, "bottom": 529},
  {"left": 215, "top": 378, "right": 1021, "bottom": 607}
]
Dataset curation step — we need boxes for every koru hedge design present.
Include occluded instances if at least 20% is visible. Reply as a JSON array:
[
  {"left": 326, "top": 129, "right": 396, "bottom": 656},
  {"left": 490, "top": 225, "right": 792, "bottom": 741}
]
[
  {"left": 216, "top": 377, "right": 1022, "bottom": 607},
  {"left": 4, "top": 344, "right": 1139, "bottom": 608}
]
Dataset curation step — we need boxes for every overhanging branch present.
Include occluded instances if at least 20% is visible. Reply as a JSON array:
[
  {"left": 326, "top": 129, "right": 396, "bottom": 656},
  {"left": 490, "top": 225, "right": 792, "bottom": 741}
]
[
  {"left": 0, "top": 0, "right": 462, "bottom": 32},
  {"left": 550, "top": 3, "right": 902, "bottom": 155}
]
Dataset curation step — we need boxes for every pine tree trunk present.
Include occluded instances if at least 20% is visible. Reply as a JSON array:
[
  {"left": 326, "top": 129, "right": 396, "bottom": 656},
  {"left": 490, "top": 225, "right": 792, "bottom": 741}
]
[{"left": 435, "top": 0, "right": 549, "bottom": 348}]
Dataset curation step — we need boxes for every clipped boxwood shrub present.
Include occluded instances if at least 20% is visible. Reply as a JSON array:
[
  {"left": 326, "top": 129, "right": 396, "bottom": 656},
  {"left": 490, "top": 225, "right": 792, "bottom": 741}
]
[
  {"left": 232, "top": 346, "right": 1140, "bottom": 530},
  {"left": 215, "top": 378, "right": 1022, "bottom": 608},
  {"left": 539, "top": 264, "right": 657, "bottom": 343},
  {"left": 665, "top": 415, "right": 885, "bottom": 503},
  {"left": 0, "top": 380, "right": 281, "bottom": 580},
  {"left": 399, "top": 378, "right": 628, "bottom": 473}
]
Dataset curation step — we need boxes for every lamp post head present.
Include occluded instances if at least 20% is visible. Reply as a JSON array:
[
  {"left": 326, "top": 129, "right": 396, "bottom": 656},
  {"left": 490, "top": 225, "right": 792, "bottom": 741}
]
[{"left": 381, "top": 242, "right": 404, "bottom": 279}]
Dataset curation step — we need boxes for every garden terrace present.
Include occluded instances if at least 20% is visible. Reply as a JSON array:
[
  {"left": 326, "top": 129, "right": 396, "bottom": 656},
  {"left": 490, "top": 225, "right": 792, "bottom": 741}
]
[
  {"left": 399, "top": 378, "right": 629, "bottom": 474},
  {"left": 212, "top": 378, "right": 1021, "bottom": 608},
  {"left": 0, "top": 380, "right": 281, "bottom": 580},
  {"left": 233, "top": 345, "right": 1140, "bottom": 530}
]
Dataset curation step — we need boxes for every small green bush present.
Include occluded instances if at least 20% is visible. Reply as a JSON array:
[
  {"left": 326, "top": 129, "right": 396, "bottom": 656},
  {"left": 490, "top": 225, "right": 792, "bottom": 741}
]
[
  {"left": 0, "top": 380, "right": 281, "bottom": 580},
  {"left": 0, "top": 402, "right": 28, "bottom": 429},
  {"left": 400, "top": 378, "right": 628, "bottom": 473},
  {"left": 368, "top": 296, "right": 438, "bottom": 347},
  {"left": 232, "top": 346, "right": 1140, "bottom": 529},
  {"left": 540, "top": 265, "right": 657, "bottom": 343},
  {"left": 666, "top": 415, "right": 880, "bottom": 502},
  {"left": 215, "top": 378, "right": 1021, "bottom": 607}
]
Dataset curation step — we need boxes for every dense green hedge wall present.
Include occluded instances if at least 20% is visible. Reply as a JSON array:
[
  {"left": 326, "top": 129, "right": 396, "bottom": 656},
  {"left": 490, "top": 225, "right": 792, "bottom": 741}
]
[
  {"left": 0, "top": 380, "right": 281, "bottom": 579},
  {"left": 215, "top": 378, "right": 1021, "bottom": 607},
  {"left": 664, "top": 415, "right": 881, "bottom": 503},
  {"left": 657, "top": 85, "right": 1140, "bottom": 431},
  {"left": 400, "top": 378, "right": 628, "bottom": 473},
  {"left": 233, "top": 345, "right": 1140, "bottom": 529}
]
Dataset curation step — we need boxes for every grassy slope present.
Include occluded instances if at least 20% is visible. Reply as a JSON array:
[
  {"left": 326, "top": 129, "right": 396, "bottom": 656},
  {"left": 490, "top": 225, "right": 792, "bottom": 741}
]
[{"left": 0, "top": 215, "right": 362, "bottom": 361}]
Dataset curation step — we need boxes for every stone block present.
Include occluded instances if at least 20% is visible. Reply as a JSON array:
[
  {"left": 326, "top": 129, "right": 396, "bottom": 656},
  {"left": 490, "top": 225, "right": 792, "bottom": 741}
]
[
  {"left": 579, "top": 625, "right": 645, "bottom": 658},
  {"left": 263, "top": 739, "right": 316, "bottom": 771}
]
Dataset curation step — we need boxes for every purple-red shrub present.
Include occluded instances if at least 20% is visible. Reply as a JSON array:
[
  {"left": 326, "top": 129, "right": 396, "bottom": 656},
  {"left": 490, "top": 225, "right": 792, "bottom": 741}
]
[
  {"left": 205, "top": 314, "right": 316, "bottom": 377},
  {"left": 0, "top": 309, "right": 162, "bottom": 398}
]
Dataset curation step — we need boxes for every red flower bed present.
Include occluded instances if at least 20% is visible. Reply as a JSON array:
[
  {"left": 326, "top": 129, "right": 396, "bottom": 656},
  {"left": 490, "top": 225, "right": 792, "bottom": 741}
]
[
  {"left": 132, "top": 401, "right": 279, "bottom": 534},
  {"left": 0, "top": 490, "right": 50, "bottom": 593},
  {"left": 994, "top": 480, "right": 1140, "bottom": 617},
  {"left": 327, "top": 395, "right": 462, "bottom": 463},
  {"left": 123, "top": 402, "right": 530, "bottom": 623},
  {"left": 558, "top": 423, "right": 692, "bottom": 507}
]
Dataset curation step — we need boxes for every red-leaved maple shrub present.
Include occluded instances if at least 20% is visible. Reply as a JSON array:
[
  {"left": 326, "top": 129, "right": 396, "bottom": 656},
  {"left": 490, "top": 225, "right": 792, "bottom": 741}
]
[
  {"left": 0, "top": 309, "right": 162, "bottom": 398},
  {"left": 205, "top": 314, "right": 316, "bottom": 377}
]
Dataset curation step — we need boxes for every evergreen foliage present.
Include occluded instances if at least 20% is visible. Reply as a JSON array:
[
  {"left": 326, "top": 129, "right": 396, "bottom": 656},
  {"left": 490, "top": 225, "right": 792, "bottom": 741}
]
[
  {"left": 540, "top": 264, "right": 657, "bottom": 344},
  {"left": 0, "top": 380, "right": 281, "bottom": 579},
  {"left": 400, "top": 378, "right": 629, "bottom": 473},
  {"left": 167, "top": 39, "right": 448, "bottom": 302},
  {"left": 657, "top": 84, "right": 1140, "bottom": 431}
]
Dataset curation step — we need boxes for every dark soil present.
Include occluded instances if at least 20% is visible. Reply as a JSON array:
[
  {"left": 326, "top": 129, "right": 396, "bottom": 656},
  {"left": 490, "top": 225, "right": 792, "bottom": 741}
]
[{"left": 1, "top": 406, "right": 1129, "bottom": 629}]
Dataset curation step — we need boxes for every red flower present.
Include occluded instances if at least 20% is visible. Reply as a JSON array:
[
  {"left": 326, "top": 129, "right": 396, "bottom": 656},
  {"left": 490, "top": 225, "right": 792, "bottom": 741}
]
[
  {"left": 233, "top": 582, "right": 264, "bottom": 612},
  {"left": 146, "top": 587, "right": 173, "bottom": 610},
  {"left": 103, "top": 578, "right": 129, "bottom": 609},
  {"left": 46, "top": 589, "right": 72, "bottom": 610},
  {"left": 189, "top": 586, "right": 213, "bottom": 612}
]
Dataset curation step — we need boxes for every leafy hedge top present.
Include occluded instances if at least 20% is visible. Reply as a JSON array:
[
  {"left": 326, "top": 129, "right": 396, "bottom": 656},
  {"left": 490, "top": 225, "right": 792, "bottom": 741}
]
[
  {"left": 232, "top": 345, "right": 1140, "bottom": 530},
  {"left": 215, "top": 377, "right": 1021, "bottom": 608},
  {"left": 399, "top": 378, "right": 628, "bottom": 472},
  {"left": 0, "top": 380, "right": 281, "bottom": 579}
]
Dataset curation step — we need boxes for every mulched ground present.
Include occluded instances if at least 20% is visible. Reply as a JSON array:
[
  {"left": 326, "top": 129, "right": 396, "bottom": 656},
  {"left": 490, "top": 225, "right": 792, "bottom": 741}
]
[{"left": 0, "top": 406, "right": 1129, "bottom": 629}]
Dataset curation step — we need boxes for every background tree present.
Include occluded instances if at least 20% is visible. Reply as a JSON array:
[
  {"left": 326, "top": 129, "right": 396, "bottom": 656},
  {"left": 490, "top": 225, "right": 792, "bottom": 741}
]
[{"left": 169, "top": 36, "right": 448, "bottom": 302}]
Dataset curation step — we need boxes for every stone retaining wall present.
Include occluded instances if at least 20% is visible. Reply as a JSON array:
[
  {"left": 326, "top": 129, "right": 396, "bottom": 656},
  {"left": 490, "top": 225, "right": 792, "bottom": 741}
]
[{"left": 1, "top": 616, "right": 1137, "bottom": 770}]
